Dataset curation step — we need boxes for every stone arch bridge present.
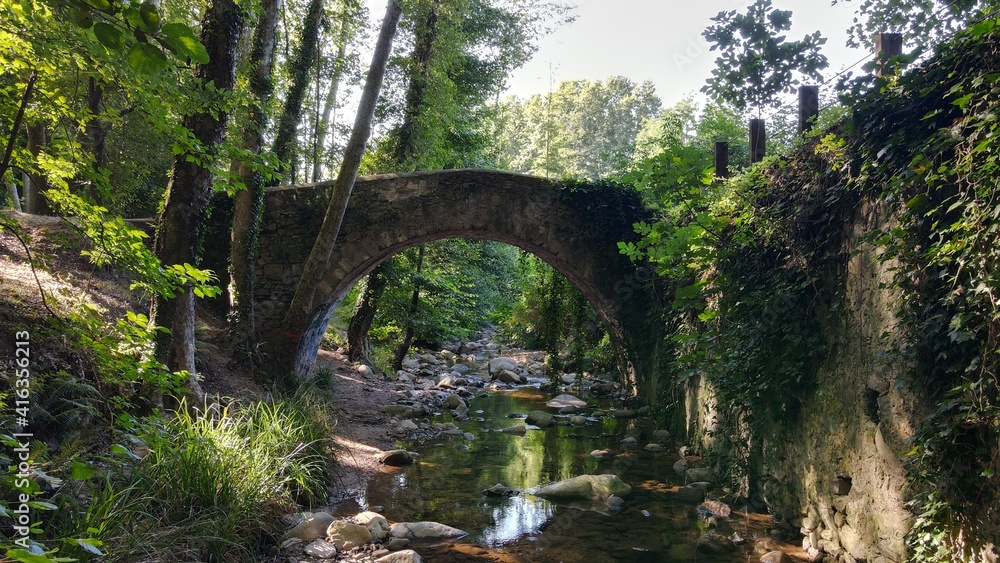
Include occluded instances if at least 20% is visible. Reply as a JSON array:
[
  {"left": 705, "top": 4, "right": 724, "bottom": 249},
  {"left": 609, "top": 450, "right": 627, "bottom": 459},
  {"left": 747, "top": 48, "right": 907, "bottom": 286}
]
[{"left": 254, "top": 169, "right": 663, "bottom": 397}]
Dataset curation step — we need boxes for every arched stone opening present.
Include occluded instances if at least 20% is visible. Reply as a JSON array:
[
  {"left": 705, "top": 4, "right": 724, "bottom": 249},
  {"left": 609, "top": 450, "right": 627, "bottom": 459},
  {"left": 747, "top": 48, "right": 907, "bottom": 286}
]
[{"left": 254, "top": 169, "right": 662, "bottom": 399}]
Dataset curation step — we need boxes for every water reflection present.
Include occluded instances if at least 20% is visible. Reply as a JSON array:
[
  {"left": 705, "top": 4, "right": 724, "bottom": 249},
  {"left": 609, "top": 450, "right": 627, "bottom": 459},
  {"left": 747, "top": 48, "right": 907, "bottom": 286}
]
[{"left": 353, "top": 387, "right": 765, "bottom": 561}]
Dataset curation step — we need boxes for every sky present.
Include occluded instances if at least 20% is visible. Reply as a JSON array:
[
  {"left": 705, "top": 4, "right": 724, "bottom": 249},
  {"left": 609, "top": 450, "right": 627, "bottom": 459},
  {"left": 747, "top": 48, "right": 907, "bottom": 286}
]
[{"left": 363, "top": 0, "right": 875, "bottom": 109}]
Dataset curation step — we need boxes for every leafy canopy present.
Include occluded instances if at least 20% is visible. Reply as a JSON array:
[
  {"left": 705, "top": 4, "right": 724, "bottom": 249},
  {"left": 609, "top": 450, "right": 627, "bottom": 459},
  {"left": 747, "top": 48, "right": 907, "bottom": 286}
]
[{"left": 701, "top": 0, "right": 828, "bottom": 115}]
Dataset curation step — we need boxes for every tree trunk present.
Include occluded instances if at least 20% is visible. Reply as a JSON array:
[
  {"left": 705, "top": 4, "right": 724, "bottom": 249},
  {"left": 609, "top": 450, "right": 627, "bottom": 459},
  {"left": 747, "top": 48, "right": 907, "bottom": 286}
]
[
  {"left": 312, "top": 38, "right": 347, "bottom": 181},
  {"left": 153, "top": 0, "right": 245, "bottom": 400},
  {"left": 229, "top": 0, "right": 281, "bottom": 357},
  {"left": 25, "top": 123, "right": 51, "bottom": 215},
  {"left": 344, "top": 1, "right": 439, "bottom": 358},
  {"left": 392, "top": 0, "right": 440, "bottom": 167},
  {"left": 277, "top": 0, "right": 402, "bottom": 380},
  {"left": 392, "top": 245, "right": 424, "bottom": 371},
  {"left": 272, "top": 0, "right": 325, "bottom": 183},
  {"left": 346, "top": 262, "right": 390, "bottom": 364}
]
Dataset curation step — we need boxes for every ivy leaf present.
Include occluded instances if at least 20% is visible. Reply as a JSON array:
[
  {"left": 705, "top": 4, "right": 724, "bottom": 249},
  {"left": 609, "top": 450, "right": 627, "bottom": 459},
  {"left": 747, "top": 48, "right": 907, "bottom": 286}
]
[
  {"left": 161, "top": 23, "right": 209, "bottom": 64},
  {"left": 93, "top": 22, "right": 125, "bottom": 51},
  {"left": 128, "top": 43, "right": 168, "bottom": 74}
]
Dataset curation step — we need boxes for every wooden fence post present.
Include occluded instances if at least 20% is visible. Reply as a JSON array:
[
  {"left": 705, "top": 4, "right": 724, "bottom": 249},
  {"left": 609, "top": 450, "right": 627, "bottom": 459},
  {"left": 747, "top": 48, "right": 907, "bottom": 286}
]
[
  {"left": 749, "top": 118, "right": 766, "bottom": 164},
  {"left": 798, "top": 85, "right": 819, "bottom": 134},
  {"left": 875, "top": 33, "right": 903, "bottom": 76},
  {"left": 714, "top": 141, "right": 729, "bottom": 178}
]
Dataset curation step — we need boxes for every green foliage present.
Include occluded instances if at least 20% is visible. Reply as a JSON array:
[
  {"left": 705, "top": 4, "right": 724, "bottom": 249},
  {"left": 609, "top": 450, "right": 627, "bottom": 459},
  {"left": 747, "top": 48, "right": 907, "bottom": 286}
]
[
  {"left": 702, "top": 0, "right": 828, "bottom": 115},
  {"left": 833, "top": 0, "right": 1000, "bottom": 51},
  {"left": 491, "top": 77, "right": 661, "bottom": 179},
  {"left": 80, "top": 395, "right": 333, "bottom": 561},
  {"left": 837, "top": 18, "right": 1000, "bottom": 560}
]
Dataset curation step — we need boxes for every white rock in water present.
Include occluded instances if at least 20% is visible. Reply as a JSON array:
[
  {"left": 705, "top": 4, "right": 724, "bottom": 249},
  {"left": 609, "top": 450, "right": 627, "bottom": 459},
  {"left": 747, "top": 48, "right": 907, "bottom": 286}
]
[
  {"left": 488, "top": 357, "right": 519, "bottom": 373},
  {"left": 389, "top": 521, "right": 468, "bottom": 540},
  {"left": 545, "top": 394, "right": 587, "bottom": 409},
  {"left": 531, "top": 474, "right": 632, "bottom": 501}
]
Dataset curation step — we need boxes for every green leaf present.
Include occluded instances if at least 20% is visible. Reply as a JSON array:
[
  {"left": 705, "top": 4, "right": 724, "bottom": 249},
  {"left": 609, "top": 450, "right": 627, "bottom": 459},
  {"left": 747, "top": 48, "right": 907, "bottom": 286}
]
[
  {"left": 93, "top": 22, "right": 125, "bottom": 51},
  {"left": 82, "top": 0, "right": 112, "bottom": 10},
  {"left": 27, "top": 501, "right": 58, "bottom": 511},
  {"left": 69, "top": 460, "right": 98, "bottom": 481},
  {"left": 139, "top": 1, "right": 160, "bottom": 31},
  {"left": 74, "top": 8, "right": 94, "bottom": 28},
  {"left": 6, "top": 550, "right": 57, "bottom": 563},
  {"left": 65, "top": 538, "right": 103, "bottom": 556},
  {"left": 128, "top": 42, "right": 168, "bottom": 74},
  {"left": 161, "top": 23, "right": 209, "bottom": 63}
]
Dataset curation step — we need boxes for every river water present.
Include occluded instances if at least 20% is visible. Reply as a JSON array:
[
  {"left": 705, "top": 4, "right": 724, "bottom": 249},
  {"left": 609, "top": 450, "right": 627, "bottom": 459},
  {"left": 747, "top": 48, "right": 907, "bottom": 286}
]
[{"left": 338, "top": 381, "right": 776, "bottom": 562}]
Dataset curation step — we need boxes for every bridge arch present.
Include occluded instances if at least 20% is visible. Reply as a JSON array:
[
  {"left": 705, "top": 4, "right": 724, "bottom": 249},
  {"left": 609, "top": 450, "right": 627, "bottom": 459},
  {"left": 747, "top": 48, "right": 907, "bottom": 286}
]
[{"left": 254, "top": 169, "right": 662, "bottom": 396}]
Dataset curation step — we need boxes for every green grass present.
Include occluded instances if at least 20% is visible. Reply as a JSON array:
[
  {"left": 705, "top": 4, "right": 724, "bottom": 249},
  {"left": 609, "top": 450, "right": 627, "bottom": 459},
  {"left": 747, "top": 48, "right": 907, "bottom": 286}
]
[{"left": 79, "top": 391, "right": 336, "bottom": 562}]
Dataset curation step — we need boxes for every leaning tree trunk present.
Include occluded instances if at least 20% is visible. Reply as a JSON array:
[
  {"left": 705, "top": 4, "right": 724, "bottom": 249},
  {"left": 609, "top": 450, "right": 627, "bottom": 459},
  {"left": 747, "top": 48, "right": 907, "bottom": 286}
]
[
  {"left": 346, "top": 261, "right": 390, "bottom": 364},
  {"left": 272, "top": 0, "right": 325, "bottom": 184},
  {"left": 228, "top": 0, "right": 281, "bottom": 357},
  {"left": 392, "top": 244, "right": 424, "bottom": 371},
  {"left": 276, "top": 0, "right": 402, "bottom": 382},
  {"left": 153, "top": 0, "right": 245, "bottom": 400},
  {"left": 344, "top": 0, "right": 440, "bottom": 357}
]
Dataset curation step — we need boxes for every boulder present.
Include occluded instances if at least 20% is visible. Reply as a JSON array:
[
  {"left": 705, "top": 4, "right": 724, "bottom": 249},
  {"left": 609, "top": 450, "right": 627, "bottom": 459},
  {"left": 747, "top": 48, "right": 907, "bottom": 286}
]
[
  {"left": 437, "top": 376, "right": 468, "bottom": 389},
  {"left": 652, "top": 429, "right": 671, "bottom": 442},
  {"left": 612, "top": 409, "right": 638, "bottom": 418},
  {"left": 488, "top": 357, "right": 519, "bottom": 373},
  {"left": 377, "top": 450, "right": 415, "bottom": 466},
  {"left": 672, "top": 458, "right": 689, "bottom": 475},
  {"left": 620, "top": 436, "right": 638, "bottom": 446},
  {"left": 483, "top": 483, "right": 516, "bottom": 497},
  {"left": 354, "top": 511, "right": 390, "bottom": 541},
  {"left": 644, "top": 443, "right": 665, "bottom": 452},
  {"left": 451, "top": 364, "right": 470, "bottom": 374},
  {"left": 686, "top": 467, "right": 715, "bottom": 483},
  {"left": 545, "top": 394, "right": 587, "bottom": 409},
  {"left": 760, "top": 551, "right": 793, "bottom": 563},
  {"left": 326, "top": 520, "right": 372, "bottom": 550},
  {"left": 696, "top": 533, "right": 735, "bottom": 555},
  {"left": 303, "top": 539, "right": 338, "bottom": 559},
  {"left": 569, "top": 415, "right": 588, "bottom": 425},
  {"left": 385, "top": 538, "right": 410, "bottom": 551},
  {"left": 496, "top": 370, "right": 520, "bottom": 384},
  {"left": 502, "top": 425, "right": 527, "bottom": 435},
  {"left": 675, "top": 485, "right": 706, "bottom": 503},
  {"left": 281, "top": 512, "right": 335, "bottom": 542},
  {"left": 396, "top": 419, "right": 418, "bottom": 432},
  {"left": 458, "top": 342, "right": 481, "bottom": 354},
  {"left": 698, "top": 500, "right": 732, "bottom": 519},
  {"left": 389, "top": 521, "right": 467, "bottom": 540},
  {"left": 402, "top": 358, "right": 420, "bottom": 371},
  {"left": 376, "top": 549, "right": 423, "bottom": 563},
  {"left": 591, "top": 449, "right": 612, "bottom": 458},
  {"left": 443, "top": 394, "right": 465, "bottom": 409},
  {"left": 532, "top": 474, "right": 631, "bottom": 501},
  {"left": 525, "top": 410, "right": 554, "bottom": 427}
]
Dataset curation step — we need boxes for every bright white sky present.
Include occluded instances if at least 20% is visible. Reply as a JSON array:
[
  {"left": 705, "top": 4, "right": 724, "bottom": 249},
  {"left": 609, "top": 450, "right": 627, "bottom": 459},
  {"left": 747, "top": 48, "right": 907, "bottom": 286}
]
[{"left": 364, "top": 0, "right": 873, "bottom": 109}]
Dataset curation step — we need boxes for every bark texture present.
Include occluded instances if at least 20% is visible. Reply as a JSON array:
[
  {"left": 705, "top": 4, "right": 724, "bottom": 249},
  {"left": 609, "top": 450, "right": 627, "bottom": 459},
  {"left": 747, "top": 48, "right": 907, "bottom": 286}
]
[
  {"left": 153, "top": 0, "right": 245, "bottom": 397},
  {"left": 229, "top": 0, "right": 281, "bottom": 356},
  {"left": 277, "top": 0, "right": 402, "bottom": 380}
]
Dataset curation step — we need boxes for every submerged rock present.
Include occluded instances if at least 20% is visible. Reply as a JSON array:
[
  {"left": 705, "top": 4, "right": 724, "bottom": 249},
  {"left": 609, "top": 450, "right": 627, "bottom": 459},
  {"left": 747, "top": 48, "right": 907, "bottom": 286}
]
[
  {"left": 377, "top": 450, "right": 415, "bottom": 466},
  {"left": 686, "top": 467, "right": 715, "bottom": 484},
  {"left": 675, "top": 485, "right": 706, "bottom": 503},
  {"left": 375, "top": 549, "right": 423, "bottom": 563},
  {"left": 569, "top": 415, "right": 588, "bottom": 425},
  {"left": 483, "top": 483, "right": 516, "bottom": 497},
  {"left": 644, "top": 443, "right": 665, "bottom": 452},
  {"left": 696, "top": 532, "right": 735, "bottom": 554},
  {"left": 545, "top": 394, "right": 587, "bottom": 409},
  {"left": 525, "top": 410, "right": 554, "bottom": 427},
  {"left": 502, "top": 424, "right": 527, "bottom": 435},
  {"left": 389, "top": 521, "right": 468, "bottom": 540},
  {"left": 532, "top": 474, "right": 632, "bottom": 501}
]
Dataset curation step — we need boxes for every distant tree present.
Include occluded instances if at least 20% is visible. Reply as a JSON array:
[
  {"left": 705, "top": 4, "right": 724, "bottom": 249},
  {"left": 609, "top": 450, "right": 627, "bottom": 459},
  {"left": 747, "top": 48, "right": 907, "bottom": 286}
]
[
  {"left": 701, "top": 0, "right": 827, "bottom": 116},
  {"left": 494, "top": 76, "right": 661, "bottom": 179}
]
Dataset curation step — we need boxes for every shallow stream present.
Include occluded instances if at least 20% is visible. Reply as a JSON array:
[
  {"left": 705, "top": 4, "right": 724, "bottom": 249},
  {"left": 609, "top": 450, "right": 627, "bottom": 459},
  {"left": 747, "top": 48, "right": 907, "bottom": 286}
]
[{"left": 337, "top": 382, "right": 775, "bottom": 562}]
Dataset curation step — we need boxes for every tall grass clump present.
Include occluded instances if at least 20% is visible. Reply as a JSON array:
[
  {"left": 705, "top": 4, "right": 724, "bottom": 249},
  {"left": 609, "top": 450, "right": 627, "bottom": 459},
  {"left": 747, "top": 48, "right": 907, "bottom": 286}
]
[{"left": 82, "top": 393, "right": 335, "bottom": 562}]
